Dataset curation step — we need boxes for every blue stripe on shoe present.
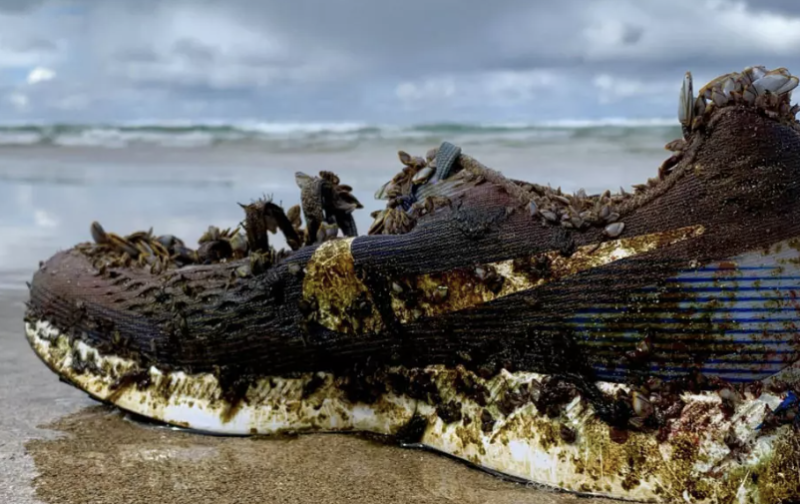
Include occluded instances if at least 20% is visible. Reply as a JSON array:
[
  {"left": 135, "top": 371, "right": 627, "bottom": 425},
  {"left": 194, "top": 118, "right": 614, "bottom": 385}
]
[{"left": 564, "top": 240, "right": 800, "bottom": 382}]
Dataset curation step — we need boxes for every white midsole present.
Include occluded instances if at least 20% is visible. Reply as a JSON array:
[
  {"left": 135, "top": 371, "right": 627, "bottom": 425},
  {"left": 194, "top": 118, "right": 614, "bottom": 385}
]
[{"left": 26, "top": 319, "right": 800, "bottom": 503}]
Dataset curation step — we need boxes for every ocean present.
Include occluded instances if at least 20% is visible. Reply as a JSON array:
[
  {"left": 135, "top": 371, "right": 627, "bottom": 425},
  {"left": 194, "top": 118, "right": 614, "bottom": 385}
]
[
  {"left": 0, "top": 119, "right": 680, "bottom": 149},
  {"left": 0, "top": 119, "right": 676, "bottom": 504}
]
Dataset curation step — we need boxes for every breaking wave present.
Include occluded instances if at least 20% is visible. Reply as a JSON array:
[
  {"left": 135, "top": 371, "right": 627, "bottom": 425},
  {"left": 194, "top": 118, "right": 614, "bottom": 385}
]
[{"left": 0, "top": 119, "right": 682, "bottom": 150}]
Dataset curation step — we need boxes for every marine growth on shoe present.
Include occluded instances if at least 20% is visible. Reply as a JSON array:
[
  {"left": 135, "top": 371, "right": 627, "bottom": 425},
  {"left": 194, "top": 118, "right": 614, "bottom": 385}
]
[{"left": 24, "top": 65, "right": 800, "bottom": 504}]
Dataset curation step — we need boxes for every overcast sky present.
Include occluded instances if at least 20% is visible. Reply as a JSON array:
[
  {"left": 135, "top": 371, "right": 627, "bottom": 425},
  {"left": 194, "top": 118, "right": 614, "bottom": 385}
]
[{"left": 2, "top": 0, "right": 800, "bottom": 124}]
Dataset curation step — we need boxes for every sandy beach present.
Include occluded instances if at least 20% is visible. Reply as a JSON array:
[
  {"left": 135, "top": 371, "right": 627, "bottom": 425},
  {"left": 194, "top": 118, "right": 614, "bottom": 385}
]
[{"left": 0, "top": 136, "right": 669, "bottom": 504}]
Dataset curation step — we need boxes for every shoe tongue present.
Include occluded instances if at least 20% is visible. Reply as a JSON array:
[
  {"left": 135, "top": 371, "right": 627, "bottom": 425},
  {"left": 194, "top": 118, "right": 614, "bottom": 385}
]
[
  {"left": 414, "top": 151, "right": 531, "bottom": 205},
  {"left": 412, "top": 171, "right": 471, "bottom": 201}
]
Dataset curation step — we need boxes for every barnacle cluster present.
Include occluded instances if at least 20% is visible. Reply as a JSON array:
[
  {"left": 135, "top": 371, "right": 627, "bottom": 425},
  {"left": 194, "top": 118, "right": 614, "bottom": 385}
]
[{"left": 81, "top": 170, "right": 363, "bottom": 276}]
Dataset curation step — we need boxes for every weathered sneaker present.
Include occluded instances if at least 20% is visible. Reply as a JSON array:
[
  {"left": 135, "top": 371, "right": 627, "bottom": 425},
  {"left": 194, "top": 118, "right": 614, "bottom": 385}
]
[{"left": 24, "top": 66, "right": 800, "bottom": 503}]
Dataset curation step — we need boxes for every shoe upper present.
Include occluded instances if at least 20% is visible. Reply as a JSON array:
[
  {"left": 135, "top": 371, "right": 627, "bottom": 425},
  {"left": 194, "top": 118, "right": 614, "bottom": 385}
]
[{"left": 25, "top": 81, "right": 800, "bottom": 386}]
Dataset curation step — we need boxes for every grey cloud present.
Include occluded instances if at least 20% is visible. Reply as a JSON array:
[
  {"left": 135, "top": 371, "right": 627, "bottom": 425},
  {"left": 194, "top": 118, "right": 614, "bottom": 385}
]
[
  {"left": 172, "top": 38, "right": 216, "bottom": 64},
  {"left": 113, "top": 48, "right": 160, "bottom": 63},
  {"left": 0, "top": 0, "right": 46, "bottom": 13},
  {"left": 94, "top": 1, "right": 799, "bottom": 79},
  {"left": 222, "top": 0, "right": 784, "bottom": 84},
  {"left": 237, "top": 53, "right": 302, "bottom": 70},
  {"left": 228, "top": 0, "right": 517, "bottom": 54},
  {"left": 620, "top": 25, "right": 644, "bottom": 46},
  {"left": 748, "top": 0, "right": 800, "bottom": 15},
  {"left": 4, "top": 0, "right": 800, "bottom": 122},
  {"left": 218, "top": 0, "right": 538, "bottom": 79},
  {"left": 2, "top": 37, "right": 57, "bottom": 52},
  {"left": 139, "top": 83, "right": 261, "bottom": 102}
]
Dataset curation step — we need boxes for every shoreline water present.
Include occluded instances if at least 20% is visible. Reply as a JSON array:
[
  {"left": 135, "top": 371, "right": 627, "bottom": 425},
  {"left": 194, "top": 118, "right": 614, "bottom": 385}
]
[{"left": 0, "top": 120, "right": 682, "bottom": 150}]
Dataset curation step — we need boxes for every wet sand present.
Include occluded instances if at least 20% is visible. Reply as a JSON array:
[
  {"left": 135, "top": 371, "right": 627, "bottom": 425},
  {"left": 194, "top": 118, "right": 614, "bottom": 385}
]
[
  {"left": 0, "top": 290, "right": 93, "bottom": 504},
  {"left": 2, "top": 289, "right": 619, "bottom": 504}
]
